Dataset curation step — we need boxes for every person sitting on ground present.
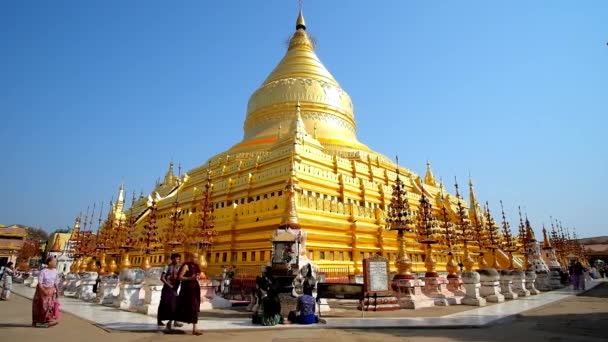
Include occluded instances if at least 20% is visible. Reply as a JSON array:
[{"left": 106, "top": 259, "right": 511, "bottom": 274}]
[
  {"left": 288, "top": 282, "right": 318, "bottom": 324},
  {"left": 260, "top": 288, "right": 284, "bottom": 326}
]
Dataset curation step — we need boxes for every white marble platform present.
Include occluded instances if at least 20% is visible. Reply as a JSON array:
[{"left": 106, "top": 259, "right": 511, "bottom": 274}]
[{"left": 12, "top": 280, "right": 601, "bottom": 332}]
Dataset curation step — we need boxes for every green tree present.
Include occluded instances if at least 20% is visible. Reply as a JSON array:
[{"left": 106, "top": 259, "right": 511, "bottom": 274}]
[{"left": 25, "top": 226, "right": 49, "bottom": 242}]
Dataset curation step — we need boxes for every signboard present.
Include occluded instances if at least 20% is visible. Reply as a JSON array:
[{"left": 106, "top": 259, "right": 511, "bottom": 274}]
[{"left": 362, "top": 254, "right": 392, "bottom": 296}]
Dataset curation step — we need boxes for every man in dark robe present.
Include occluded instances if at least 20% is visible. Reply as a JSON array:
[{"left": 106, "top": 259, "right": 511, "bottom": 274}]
[{"left": 157, "top": 253, "right": 183, "bottom": 329}]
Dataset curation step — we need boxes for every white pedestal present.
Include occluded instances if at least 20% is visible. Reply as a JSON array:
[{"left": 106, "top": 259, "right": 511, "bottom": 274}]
[
  {"left": 393, "top": 278, "right": 435, "bottom": 309},
  {"left": 95, "top": 279, "right": 119, "bottom": 305},
  {"left": 534, "top": 271, "right": 551, "bottom": 291},
  {"left": 23, "top": 277, "right": 33, "bottom": 286},
  {"left": 28, "top": 277, "right": 39, "bottom": 288},
  {"left": 442, "top": 277, "right": 463, "bottom": 305},
  {"left": 511, "top": 270, "right": 531, "bottom": 297},
  {"left": 499, "top": 271, "right": 518, "bottom": 300},
  {"left": 79, "top": 279, "right": 97, "bottom": 301},
  {"left": 137, "top": 285, "right": 164, "bottom": 316},
  {"left": 548, "top": 269, "right": 563, "bottom": 289},
  {"left": 63, "top": 279, "right": 81, "bottom": 297},
  {"left": 525, "top": 271, "right": 540, "bottom": 295},
  {"left": 422, "top": 276, "right": 451, "bottom": 306},
  {"left": 460, "top": 271, "right": 486, "bottom": 306},
  {"left": 118, "top": 283, "right": 143, "bottom": 312},
  {"left": 478, "top": 269, "right": 505, "bottom": 303},
  {"left": 199, "top": 280, "right": 233, "bottom": 311}
]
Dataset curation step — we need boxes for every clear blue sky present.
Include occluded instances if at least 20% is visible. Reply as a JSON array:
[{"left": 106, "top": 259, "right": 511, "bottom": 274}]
[{"left": 1, "top": 1, "right": 606, "bottom": 237}]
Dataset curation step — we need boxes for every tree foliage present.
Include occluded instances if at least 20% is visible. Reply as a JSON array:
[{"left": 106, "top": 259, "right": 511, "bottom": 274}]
[
  {"left": 26, "top": 227, "right": 49, "bottom": 242},
  {"left": 18, "top": 239, "right": 40, "bottom": 263}
]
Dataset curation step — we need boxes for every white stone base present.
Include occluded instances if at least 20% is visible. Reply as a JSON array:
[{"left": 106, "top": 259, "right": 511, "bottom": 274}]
[
  {"left": 535, "top": 272, "right": 552, "bottom": 291},
  {"left": 548, "top": 269, "right": 563, "bottom": 289},
  {"left": 63, "top": 276, "right": 81, "bottom": 297},
  {"left": 511, "top": 271, "right": 531, "bottom": 297},
  {"left": 199, "top": 282, "right": 233, "bottom": 311},
  {"left": 137, "top": 285, "right": 163, "bottom": 316},
  {"left": 443, "top": 277, "right": 464, "bottom": 305},
  {"left": 525, "top": 271, "right": 540, "bottom": 295},
  {"left": 118, "top": 283, "right": 143, "bottom": 312},
  {"left": 499, "top": 272, "right": 518, "bottom": 300},
  {"left": 394, "top": 278, "right": 435, "bottom": 309},
  {"left": 79, "top": 280, "right": 97, "bottom": 301},
  {"left": 478, "top": 269, "right": 505, "bottom": 303},
  {"left": 28, "top": 277, "right": 39, "bottom": 288},
  {"left": 461, "top": 272, "right": 486, "bottom": 307},
  {"left": 95, "top": 279, "right": 119, "bottom": 305},
  {"left": 422, "top": 277, "right": 451, "bottom": 306}
]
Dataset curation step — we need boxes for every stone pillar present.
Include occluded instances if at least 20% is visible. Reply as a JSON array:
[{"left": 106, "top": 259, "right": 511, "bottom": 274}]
[
  {"left": 499, "top": 270, "right": 518, "bottom": 300},
  {"left": 511, "top": 270, "right": 530, "bottom": 297},
  {"left": 393, "top": 278, "right": 435, "bottom": 309},
  {"left": 460, "top": 271, "right": 486, "bottom": 306},
  {"left": 95, "top": 276, "right": 119, "bottom": 305},
  {"left": 478, "top": 269, "right": 505, "bottom": 303},
  {"left": 525, "top": 270, "right": 540, "bottom": 295}
]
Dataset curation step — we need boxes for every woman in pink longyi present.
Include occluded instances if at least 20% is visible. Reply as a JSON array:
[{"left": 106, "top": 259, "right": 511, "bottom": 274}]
[{"left": 32, "top": 256, "right": 60, "bottom": 328}]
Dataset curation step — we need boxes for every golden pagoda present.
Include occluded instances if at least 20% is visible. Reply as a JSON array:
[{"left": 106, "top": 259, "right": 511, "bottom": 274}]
[{"left": 96, "top": 9, "right": 522, "bottom": 275}]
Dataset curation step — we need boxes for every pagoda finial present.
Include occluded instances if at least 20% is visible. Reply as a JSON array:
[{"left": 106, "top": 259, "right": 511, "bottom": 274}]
[
  {"left": 296, "top": 1, "right": 306, "bottom": 31},
  {"left": 164, "top": 161, "right": 176, "bottom": 184},
  {"left": 468, "top": 177, "right": 481, "bottom": 227},
  {"left": 524, "top": 212, "right": 536, "bottom": 242},
  {"left": 424, "top": 160, "right": 437, "bottom": 186},
  {"left": 116, "top": 183, "right": 125, "bottom": 213},
  {"left": 542, "top": 224, "right": 552, "bottom": 248}
]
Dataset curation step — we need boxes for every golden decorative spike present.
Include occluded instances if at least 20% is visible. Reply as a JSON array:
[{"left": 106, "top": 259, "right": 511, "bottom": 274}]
[{"left": 386, "top": 157, "right": 416, "bottom": 280}]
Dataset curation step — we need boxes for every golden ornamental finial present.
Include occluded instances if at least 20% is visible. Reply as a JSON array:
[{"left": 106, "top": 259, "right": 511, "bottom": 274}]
[{"left": 296, "top": 2, "right": 306, "bottom": 31}]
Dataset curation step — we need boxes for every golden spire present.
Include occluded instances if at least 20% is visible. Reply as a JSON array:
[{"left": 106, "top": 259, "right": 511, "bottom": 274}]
[
  {"left": 279, "top": 153, "right": 300, "bottom": 230},
  {"left": 164, "top": 161, "right": 176, "bottom": 184},
  {"left": 542, "top": 224, "right": 552, "bottom": 248},
  {"left": 468, "top": 177, "right": 481, "bottom": 227},
  {"left": 70, "top": 215, "right": 81, "bottom": 239},
  {"left": 424, "top": 161, "right": 437, "bottom": 186},
  {"left": 296, "top": 7, "right": 306, "bottom": 30},
  {"left": 525, "top": 213, "right": 536, "bottom": 242},
  {"left": 114, "top": 183, "right": 125, "bottom": 215}
]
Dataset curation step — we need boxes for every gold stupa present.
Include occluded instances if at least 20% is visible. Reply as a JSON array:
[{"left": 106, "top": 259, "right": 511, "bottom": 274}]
[{"left": 95, "top": 9, "right": 522, "bottom": 275}]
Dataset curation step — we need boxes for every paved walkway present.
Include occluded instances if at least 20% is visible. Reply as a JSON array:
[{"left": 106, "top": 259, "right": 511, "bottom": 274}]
[
  {"left": 9, "top": 280, "right": 601, "bottom": 332},
  {"left": 1, "top": 281, "right": 607, "bottom": 342}
]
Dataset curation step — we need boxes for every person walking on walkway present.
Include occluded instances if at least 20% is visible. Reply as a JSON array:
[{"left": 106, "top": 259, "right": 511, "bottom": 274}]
[
  {"left": 158, "top": 253, "right": 183, "bottom": 331},
  {"left": 0, "top": 262, "right": 15, "bottom": 300},
  {"left": 32, "top": 256, "right": 60, "bottom": 328},
  {"left": 175, "top": 252, "right": 202, "bottom": 335}
]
